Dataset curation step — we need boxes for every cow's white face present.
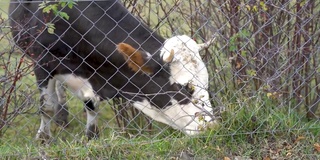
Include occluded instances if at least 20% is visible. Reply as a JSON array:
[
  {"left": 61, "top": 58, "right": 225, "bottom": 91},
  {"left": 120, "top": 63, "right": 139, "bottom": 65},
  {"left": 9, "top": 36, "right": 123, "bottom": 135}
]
[
  {"left": 134, "top": 35, "right": 215, "bottom": 135},
  {"left": 117, "top": 35, "right": 216, "bottom": 135}
]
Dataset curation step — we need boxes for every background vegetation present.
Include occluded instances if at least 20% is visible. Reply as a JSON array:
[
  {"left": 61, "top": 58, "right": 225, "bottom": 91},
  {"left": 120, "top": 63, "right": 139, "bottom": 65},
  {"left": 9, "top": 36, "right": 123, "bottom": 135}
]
[{"left": 0, "top": 0, "right": 319, "bottom": 159}]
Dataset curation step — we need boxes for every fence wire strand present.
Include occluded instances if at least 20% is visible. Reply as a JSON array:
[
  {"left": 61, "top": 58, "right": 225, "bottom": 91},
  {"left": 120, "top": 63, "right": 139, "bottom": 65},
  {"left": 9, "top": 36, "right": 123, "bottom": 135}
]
[{"left": 0, "top": 0, "right": 320, "bottom": 159}]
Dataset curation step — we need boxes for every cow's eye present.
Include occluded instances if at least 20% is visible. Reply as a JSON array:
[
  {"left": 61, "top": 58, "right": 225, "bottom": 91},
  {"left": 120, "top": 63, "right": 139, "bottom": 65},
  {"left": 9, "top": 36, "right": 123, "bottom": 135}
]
[
  {"left": 171, "top": 83, "right": 182, "bottom": 91},
  {"left": 171, "top": 83, "right": 194, "bottom": 96}
]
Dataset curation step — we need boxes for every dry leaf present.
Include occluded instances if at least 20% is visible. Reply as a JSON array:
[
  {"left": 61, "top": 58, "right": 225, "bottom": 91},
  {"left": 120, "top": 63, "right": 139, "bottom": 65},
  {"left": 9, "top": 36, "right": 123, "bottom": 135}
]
[
  {"left": 294, "top": 136, "right": 305, "bottom": 143},
  {"left": 314, "top": 143, "right": 320, "bottom": 152},
  {"left": 224, "top": 157, "right": 231, "bottom": 160},
  {"left": 236, "top": 61, "right": 242, "bottom": 69},
  {"left": 263, "top": 156, "right": 271, "bottom": 160}
]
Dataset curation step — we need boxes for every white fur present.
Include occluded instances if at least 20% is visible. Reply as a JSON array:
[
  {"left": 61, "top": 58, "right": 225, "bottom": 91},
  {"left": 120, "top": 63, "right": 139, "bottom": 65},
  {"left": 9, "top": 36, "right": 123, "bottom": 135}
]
[
  {"left": 86, "top": 108, "right": 99, "bottom": 132},
  {"left": 133, "top": 99, "right": 210, "bottom": 135},
  {"left": 55, "top": 80, "right": 67, "bottom": 104},
  {"left": 161, "top": 35, "right": 208, "bottom": 86},
  {"left": 54, "top": 74, "right": 98, "bottom": 102}
]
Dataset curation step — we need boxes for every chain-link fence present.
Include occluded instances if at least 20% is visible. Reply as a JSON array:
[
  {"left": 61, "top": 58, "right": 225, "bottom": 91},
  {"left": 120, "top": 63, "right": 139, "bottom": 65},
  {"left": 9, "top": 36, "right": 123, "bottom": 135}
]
[{"left": 1, "top": 0, "right": 320, "bottom": 159}]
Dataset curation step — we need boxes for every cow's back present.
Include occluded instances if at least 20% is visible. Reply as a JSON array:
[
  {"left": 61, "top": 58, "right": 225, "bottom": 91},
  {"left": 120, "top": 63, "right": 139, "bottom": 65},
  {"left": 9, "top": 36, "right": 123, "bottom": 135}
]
[{"left": 9, "top": 0, "right": 164, "bottom": 60}]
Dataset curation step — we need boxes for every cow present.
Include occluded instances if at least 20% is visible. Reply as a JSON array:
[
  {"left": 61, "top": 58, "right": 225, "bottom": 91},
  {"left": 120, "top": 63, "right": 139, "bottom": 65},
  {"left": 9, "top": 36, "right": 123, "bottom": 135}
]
[{"left": 9, "top": 0, "right": 216, "bottom": 143}]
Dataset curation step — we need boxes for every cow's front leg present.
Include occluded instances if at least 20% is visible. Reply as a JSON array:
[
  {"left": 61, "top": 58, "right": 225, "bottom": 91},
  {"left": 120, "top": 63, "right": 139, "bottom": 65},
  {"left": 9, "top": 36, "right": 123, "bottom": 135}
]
[
  {"left": 84, "top": 99, "right": 100, "bottom": 140},
  {"left": 36, "top": 78, "right": 58, "bottom": 143}
]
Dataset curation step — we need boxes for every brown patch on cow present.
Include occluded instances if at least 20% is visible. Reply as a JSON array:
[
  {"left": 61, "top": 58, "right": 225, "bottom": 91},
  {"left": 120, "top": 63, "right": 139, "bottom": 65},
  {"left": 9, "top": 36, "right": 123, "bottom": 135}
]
[{"left": 117, "top": 43, "right": 153, "bottom": 74}]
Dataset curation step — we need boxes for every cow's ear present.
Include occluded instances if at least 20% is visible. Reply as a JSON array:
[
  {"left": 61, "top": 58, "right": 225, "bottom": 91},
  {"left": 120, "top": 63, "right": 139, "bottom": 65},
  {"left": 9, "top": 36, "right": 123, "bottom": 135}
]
[{"left": 117, "top": 43, "right": 153, "bottom": 74}]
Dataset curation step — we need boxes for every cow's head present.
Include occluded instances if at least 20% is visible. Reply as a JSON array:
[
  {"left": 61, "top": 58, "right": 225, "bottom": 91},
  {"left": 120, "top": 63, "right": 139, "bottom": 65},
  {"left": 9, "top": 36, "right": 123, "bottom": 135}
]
[{"left": 117, "top": 35, "right": 216, "bottom": 135}]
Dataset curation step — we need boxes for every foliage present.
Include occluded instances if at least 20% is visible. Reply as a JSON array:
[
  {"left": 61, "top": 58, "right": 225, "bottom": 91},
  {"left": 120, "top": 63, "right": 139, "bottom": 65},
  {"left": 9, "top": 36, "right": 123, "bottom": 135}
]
[{"left": 38, "top": 0, "right": 77, "bottom": 34}]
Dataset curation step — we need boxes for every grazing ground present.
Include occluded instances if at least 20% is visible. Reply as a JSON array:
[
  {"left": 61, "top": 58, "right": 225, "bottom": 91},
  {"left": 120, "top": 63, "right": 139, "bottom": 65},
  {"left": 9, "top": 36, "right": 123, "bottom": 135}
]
[
  {"left": 0, "top": 94, "right": 319, "bottom": 159},
  {"left": 0, "top": 0, "right": 319, "bottom": 159}
]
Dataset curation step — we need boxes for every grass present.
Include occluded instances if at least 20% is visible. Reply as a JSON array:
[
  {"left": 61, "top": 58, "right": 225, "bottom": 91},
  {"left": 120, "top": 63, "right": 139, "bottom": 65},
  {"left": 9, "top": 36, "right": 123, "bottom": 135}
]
[
  {"left": 0, "top": 0, "right": 320, "bottom": 159},
  {"left": 0, "top": 88, "right": 319, "bottom": 159},
  {"left": 0, "top": 0, "right": 9, "bottom": 19}
]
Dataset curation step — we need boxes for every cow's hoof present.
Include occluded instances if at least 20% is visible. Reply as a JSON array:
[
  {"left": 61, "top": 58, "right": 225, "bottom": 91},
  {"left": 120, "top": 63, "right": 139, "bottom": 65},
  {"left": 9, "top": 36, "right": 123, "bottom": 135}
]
[
  {"left": 36, "top": 132, "right": 53, "bottom": 144},
  {"left": 86, "top": 124, "right": 99, "bottom": 140},
  {"left": 54, "top": 104, "right": 69, "bottom": 128}
]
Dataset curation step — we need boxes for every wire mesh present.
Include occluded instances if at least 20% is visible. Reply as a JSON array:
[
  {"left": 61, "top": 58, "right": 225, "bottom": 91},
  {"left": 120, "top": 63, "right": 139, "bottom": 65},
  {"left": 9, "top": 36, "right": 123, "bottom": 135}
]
[{"left": 0, "top": 0, "right": 320, "bottom": 159}]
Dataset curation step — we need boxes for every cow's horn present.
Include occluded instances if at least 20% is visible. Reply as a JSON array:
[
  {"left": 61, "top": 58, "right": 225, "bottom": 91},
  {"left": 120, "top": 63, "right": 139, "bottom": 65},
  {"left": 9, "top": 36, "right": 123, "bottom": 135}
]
[
  {"left": 198, "top": 37, "right": 216, "bottom": 51},
  {"left": 163, "top": 49, "right": 174, "bottom": 63}
]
